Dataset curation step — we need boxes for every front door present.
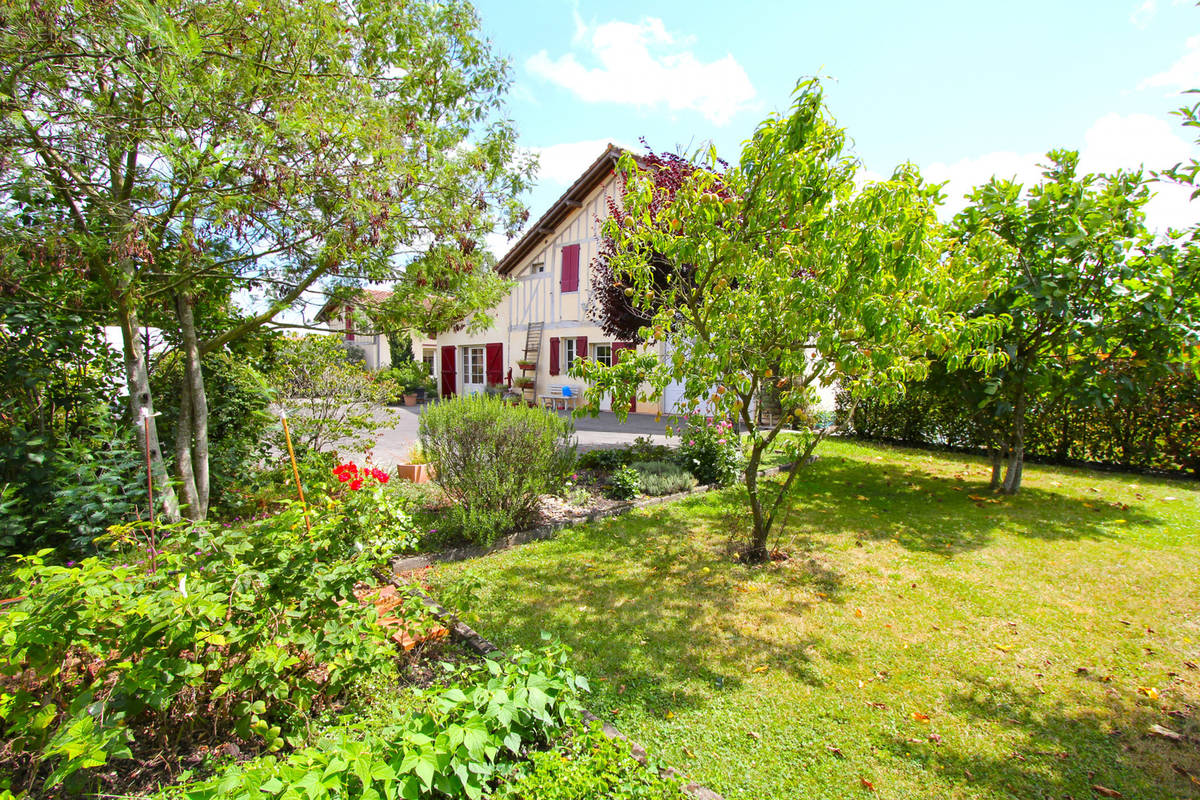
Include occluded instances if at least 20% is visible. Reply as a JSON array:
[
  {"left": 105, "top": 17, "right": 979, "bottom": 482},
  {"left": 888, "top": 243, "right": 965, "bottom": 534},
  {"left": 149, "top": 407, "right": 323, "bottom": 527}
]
[{"left": 462, "top": 345, "right": 486, "bottom": 395}]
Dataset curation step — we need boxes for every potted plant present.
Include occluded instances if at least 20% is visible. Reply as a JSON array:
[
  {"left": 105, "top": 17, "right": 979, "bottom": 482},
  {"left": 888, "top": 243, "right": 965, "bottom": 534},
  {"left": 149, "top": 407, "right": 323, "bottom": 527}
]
[
  {"left": 396, "top": 443, "right": 430, "bottom": 483},
  {"left": 516, "top": 359, "right": 536, "bottom": 371},
  {"left": 513, "top": 375, "right": 534, "bottom": 389}
]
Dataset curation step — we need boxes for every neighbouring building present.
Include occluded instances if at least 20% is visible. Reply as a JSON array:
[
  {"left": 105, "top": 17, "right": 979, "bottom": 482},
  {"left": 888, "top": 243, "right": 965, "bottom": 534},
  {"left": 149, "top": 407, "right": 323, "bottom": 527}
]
[{"left": 314, "top": 288, "right": 437, "bottom": 372}]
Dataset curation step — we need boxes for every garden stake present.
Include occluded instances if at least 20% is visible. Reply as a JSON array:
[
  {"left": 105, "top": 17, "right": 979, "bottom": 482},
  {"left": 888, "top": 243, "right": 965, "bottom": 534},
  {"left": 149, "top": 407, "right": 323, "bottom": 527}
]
[
  {"left": 280, "top": 409, "right": 312, "bottom": 538},
  {"left": 141, "top": 406, "right": 158, "bottom": 573}
]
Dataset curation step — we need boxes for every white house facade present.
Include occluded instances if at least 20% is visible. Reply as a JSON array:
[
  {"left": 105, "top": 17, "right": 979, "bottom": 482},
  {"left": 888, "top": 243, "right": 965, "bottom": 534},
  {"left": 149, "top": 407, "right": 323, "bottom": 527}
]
[{"left": 431, "top": 145, "right": 679, "bottom": 414}]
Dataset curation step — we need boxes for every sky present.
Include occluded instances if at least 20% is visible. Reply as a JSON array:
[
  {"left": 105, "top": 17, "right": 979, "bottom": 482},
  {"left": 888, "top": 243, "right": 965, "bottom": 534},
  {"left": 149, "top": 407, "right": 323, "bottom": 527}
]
[{"left": 474, "top": 0, "right": 1200, "bottom": 255}]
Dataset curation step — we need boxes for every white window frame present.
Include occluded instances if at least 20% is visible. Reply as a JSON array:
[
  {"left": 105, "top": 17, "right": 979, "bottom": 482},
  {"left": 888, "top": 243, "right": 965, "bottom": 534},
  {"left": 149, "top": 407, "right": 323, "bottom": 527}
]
[
  {"left": 463, "top": 345, "right": 485, "bottom": 389},
  {"left": 564, "top": 337, "right": 579, "bottom": 371},
  {"left": 592, "top": 342, "right": 612, "bottom": 367}
]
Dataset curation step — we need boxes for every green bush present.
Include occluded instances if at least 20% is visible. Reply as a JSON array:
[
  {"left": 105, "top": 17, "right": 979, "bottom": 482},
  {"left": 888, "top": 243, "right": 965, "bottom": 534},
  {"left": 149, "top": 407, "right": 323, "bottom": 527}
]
[
  {"left": 0, "top": 296, "right": 145, "bottom": 552},
  {"left": 419, "top": 395, "right": 575, "bottom": 544},
  {"left": 607, "top": 465, "right": 641, "bottom": 500},
  {"left": 438, "top": 504, "right": 517, "bottom": 547},
  {"left": 631, "top": 461, "right": 697, "bottom": 496},
  {"left": 269, "top": 335, "right": 393, "bottom": 454},
  {"left": 152, "top": 351, "right": 274, "bottom": 511},
  {"left": 674, "top": 415, "right": 741, "bottom": 486},
  {"left": 378, "top": 362, "right": 437, "bottom": 402},
  {"left": 494, "top": 723, "right": 684, "bottom": 800},
  {"left": 578, "top": 436, "right": 675, "bottom": 471},
  {"left": 0, "top": 503, "right": 431, "bottom": 794}
]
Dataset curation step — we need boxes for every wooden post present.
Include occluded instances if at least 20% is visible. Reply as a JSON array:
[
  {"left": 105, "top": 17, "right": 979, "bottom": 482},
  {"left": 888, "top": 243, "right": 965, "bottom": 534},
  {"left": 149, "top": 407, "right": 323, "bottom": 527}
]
[
  {"left": 141, "top": 407, "right": 158, "bottom": 573},
  {"left": 280, "top": 409, "right": 312, "bottom": 538}
]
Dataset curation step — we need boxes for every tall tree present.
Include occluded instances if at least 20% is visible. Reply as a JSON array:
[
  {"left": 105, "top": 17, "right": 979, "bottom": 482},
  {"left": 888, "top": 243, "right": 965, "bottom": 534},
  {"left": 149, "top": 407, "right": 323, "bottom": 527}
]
[
  {"left": 953, "top": 152, "right": 1198, "bottom": 494},
  {"left": 0, "top": 0, "right": 533, "bottom": 520},
  {"left": 577, "top": 81, "right": 1009, "bottom": 562}
]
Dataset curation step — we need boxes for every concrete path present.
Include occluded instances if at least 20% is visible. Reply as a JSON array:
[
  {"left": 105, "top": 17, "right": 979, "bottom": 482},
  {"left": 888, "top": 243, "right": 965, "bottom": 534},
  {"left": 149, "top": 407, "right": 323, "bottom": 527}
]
[{"left": 349, "top": 404, "right": 675, "bottom": 466}]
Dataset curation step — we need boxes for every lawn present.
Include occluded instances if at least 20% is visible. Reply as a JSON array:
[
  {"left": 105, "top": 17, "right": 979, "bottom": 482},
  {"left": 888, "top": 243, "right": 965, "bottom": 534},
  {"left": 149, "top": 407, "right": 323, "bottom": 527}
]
[{"left": 427, "top": 438, "right": 1200, "bottom": 800}]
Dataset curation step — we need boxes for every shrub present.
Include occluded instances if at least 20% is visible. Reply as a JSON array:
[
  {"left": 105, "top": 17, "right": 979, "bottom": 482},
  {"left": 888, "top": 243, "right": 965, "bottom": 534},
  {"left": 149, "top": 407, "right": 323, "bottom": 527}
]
[
  {"left": 632, "top": 461, "right": 697, "bottom": 496},
  {"left": 438, "top": 504, "right": 517, "bottom": 547},
  {"left": 0, "top": 503, "right": 431, "bottom": 795},
  {"left": 269, "top": 335, "right": 393, "bottom": 453},
  {"left": 673, "top": 415, "right": 741, "bottom": 486},
  {"left": 378, "top": 362, "right": 436, "bottom": 402},
  {"left": 419, "top": 395, "right": 575, "bottom": 543},
  {"left": 0, "top": 297, "right": 146, "bottom": 552},
  {"left": 577, "top": 436, "right": 674, "bottom": 472},
  {"left": 494, "top": 723, "right": 684, "bottom": 800},
  {"left": 333, "top": 461, "right": 422, "bottom": 553},
  {"left": 607, "top": 465, "right": 641, "bottom": 500}
]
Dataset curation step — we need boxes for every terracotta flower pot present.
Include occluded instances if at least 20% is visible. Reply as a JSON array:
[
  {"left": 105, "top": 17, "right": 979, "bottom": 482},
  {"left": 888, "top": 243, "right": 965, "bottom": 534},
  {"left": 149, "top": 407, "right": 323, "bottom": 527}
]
[
  {"left": 395, "top": 463, "right": 429, "bottom": 483},
  {"left": 404, "top": 393, "right": 417, "bottom": 406}
]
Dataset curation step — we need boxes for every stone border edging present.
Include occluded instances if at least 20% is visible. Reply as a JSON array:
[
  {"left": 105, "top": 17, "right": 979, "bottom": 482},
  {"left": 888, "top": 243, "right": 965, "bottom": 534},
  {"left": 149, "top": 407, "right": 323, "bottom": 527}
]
[
  {"left": 391, "top": 461, "right": 795, "bottom": 573},
  {"left": 383, "top": 573, "right": 723, "bottom": 800}
]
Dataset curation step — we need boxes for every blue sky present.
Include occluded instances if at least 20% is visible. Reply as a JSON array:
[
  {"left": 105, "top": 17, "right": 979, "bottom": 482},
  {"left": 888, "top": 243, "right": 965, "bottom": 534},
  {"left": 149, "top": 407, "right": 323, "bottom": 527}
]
[{"left": 474, "top": 0, "right": 1200, "bottom": 247}]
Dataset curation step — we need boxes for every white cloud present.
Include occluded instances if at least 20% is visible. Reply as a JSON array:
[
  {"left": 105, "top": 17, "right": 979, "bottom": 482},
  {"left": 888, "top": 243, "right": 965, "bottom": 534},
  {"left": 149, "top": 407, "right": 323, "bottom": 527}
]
[
  {"left": 922, "top": 112, "right": 1197, "bottom": 232},
  {"left": 1131, "top": 0, "right": 1157, "bottom": 29},
  {"left": 1139, "top": 33, "right": 1200, "bottom": 93},
  {"left": 525, "top": 17, "right": 757, "bottom": 126}
]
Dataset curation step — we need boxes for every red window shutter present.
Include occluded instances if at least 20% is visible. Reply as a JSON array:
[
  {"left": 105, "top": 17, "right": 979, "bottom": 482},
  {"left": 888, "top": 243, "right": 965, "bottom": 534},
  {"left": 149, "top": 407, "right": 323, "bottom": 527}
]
[
  {"left": 577, "top": 336, "right": 588, "bottom": 363},
  {"left": 560, "top": 244, "right": 580, "bottom": 292},
  {"left": 549, "top": 337, "right": 560, "bottom": 376},
  {"left": 440, "top": 345, "right": 457, "bottom": 398},
  {"left": 613, "top": 342, "right": 636, "bottom": 412},
  {"left": 344, "top": 308, "right": 354, "bottom": 342},
  {"left": 485, "top": 342, "right": 503, "bottom": 385}
]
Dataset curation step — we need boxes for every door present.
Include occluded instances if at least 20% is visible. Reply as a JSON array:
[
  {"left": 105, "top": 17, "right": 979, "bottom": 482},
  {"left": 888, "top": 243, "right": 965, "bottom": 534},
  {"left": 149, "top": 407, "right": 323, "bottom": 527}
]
[{"left": 462, "top": 345, "right": 486, "bottom": 395}]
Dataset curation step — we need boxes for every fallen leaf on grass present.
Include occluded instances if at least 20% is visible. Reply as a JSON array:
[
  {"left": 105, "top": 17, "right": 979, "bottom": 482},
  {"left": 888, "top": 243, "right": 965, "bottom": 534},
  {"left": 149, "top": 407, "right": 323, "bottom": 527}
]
[
  {"left": 866, "top": 701, "right": 888, "bottom": 710},
  {"left": 1137, "top": 686, "right": 1160, "bottom": 700},
  {"left": 753, "top": 665, "right": 769, "bottom": 673},
  {"left": 911, "top": 711, "right": 931, "bottom": 723},
  {"left": 826, "top": 745, "right": 844, "bottom": 757},
  {"left": 856, "top": 495, "right": 869, "bottom": 501},
  {"left": 859, "top": 777, "right": 875, "bottom": 792},
  {"left": 994, "top": 643, "right": 1011, "bottom": 652},
  {"left": 1149, "top": 724, "right": 1183, "bottom": 742},
  {"left": 665, "top": 711, "right": 674, "bottom": 719},
  {"left": 747, "top": 731, "right": 760, "bottom": 741},
  {"left": 1184, "top": 660, "right": 1198, "bottom": 670},
  {"left": 854, "top": 608, "right": 864, "bottom": 618},
  {"left": 1091, "top": 785, "right": 1122, "bottom": 798}
]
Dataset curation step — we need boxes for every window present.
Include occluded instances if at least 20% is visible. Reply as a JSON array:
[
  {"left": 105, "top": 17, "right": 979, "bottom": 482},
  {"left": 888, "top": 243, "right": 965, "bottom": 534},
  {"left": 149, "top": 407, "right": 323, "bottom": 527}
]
[
  {"left": 592, "top": 343, "right": 612, "bottom": 367},
  {"left": 423, "top": 348, "right": 435, "bottom": 372},
  {"left": 343, "top": 308, "right": 354, "bottom": 342},
  {"left": 464, "top": 346, "right": 485, "bottom": 387},
  {"left": 564, "top": 338, "right": 578, "bottom": 371},
  {"left": 531, "top": 261, "right": 546, "bottom": 274}
]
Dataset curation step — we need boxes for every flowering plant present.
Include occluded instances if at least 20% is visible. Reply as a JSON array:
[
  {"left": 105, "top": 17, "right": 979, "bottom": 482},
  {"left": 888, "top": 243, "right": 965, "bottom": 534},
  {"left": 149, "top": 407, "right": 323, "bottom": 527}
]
[
  {"left": 332, "top": 462, "right": 420, "bottom": 554},
  {"left": 673, "top": 415, "right": 742, "bottom": 486},
  {"left": 333, "top": 461, "right": 391, "bottom": 491}
]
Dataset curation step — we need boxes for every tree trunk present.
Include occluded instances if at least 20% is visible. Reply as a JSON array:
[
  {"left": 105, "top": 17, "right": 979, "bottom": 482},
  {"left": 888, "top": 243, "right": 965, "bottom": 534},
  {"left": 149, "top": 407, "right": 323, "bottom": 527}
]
[
  {"left": 744, "top": 442, "right": 770, "bottom": 563},
  {"left": 1001, "top": 388, "right": 1026, "bottom": 495},
  {"left": 174, "top": 374, "right": 201, "bottom": 517},
  {"left": 116, "top": 296, "right": 180, "bottom": 523},
  {"left": 989, "top": 446, "right": 1003, "bottom": 491},
  {"left": 177, "top": 292, "right": 210, "bottom": 518}
]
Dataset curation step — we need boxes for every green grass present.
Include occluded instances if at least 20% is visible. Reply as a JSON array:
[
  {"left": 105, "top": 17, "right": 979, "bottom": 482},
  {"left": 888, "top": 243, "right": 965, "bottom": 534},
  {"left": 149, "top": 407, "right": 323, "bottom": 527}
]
[{"left": 428, "top": 439, "right": 1200, "bottom": 800}]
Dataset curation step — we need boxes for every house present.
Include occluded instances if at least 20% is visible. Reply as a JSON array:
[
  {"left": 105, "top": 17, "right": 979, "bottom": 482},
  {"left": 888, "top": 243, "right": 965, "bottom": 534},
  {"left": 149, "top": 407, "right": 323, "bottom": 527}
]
[
  {"left": 314, "top": 288, "right": 438, "bottom": 372},
  {"left": 430, "top": 145, "right": 687, "bottom": 414}
]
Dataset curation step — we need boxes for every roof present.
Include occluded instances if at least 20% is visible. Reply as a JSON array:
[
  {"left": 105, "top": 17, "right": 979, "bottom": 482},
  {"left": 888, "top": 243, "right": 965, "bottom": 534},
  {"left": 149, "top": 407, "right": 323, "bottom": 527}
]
[
  {"left": 314, "top": 287, "right": 393, "bottom": 322},
  {"left": 494, "top": 143, "right": 624, "bottom": 277}
]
